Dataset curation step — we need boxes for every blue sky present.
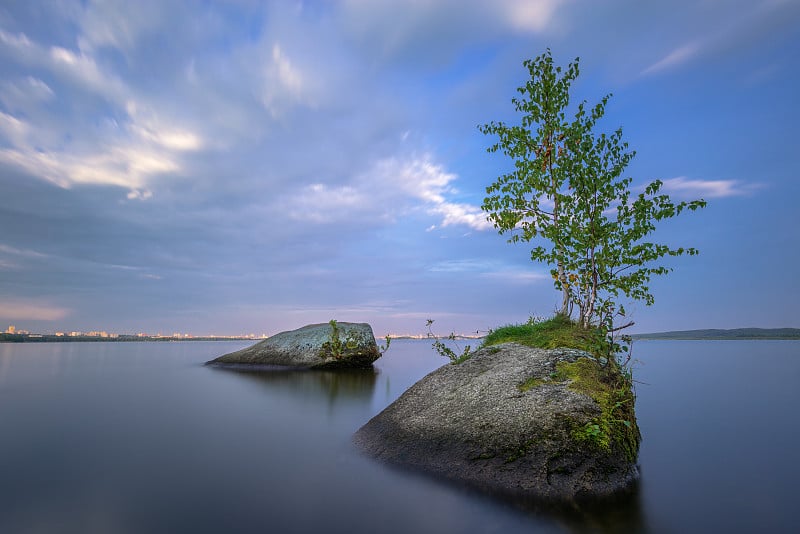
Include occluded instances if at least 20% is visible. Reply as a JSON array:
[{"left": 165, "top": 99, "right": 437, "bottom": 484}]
[{"left": 1, "top": 0, "right": 798, "bottom": 336}]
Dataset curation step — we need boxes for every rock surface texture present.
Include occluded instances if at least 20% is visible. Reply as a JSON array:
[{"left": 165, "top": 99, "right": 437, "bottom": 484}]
[
  {"left": 354, "top": 342, "right": 639, "bottom": 501},
  {"left": 207, "top": 322, "right": 380, "bottom": 369}
]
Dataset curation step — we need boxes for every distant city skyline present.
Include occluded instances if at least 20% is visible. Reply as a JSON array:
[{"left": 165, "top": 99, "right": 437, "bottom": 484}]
[
  {"left": 1, "top": 1, "right": 798, "bottom": 336},
  {"left": 2, "top": 322, "right": 472, "bottom": 340}
]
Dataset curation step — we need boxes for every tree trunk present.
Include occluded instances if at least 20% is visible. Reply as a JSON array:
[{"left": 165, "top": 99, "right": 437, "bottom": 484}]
[
  {"left": 558, "top": 265, "right": 570, "bottom": 316},
  {"left": 549, "top": 135, "right": 571, "bottom": 318},
  {"left": 582, "top": 248, "right": 598, "bottom": 328}
]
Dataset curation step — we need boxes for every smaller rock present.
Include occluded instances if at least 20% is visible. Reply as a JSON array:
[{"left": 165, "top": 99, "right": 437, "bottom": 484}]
[{"left": 206, "top": 322, "right": 381, "bottom": 369}]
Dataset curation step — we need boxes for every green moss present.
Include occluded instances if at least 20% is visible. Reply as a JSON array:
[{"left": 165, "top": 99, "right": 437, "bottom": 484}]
[
  {"left": 554, "top": 358, "right": 640, "bottom": 463},
  {"left": 482, "top": 314, "right": 607, "bottom": 353},
  {"left": 517, "top": 376, "right": 549, "bottom": 392}
]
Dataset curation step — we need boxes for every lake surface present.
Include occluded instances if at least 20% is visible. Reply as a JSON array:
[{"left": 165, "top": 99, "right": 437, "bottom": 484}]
[{"left": 0, "top": 339, "right": 798, "bottom": 533}]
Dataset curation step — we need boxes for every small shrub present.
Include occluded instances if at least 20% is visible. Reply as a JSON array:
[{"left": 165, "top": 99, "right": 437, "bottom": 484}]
[{"left": 426, "top": 319, "right": 472, "bottom": 364}]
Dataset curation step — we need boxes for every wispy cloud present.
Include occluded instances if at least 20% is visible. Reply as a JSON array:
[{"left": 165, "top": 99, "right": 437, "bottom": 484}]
[
  {"left": 642, "top": 43, "right": 700, "bottom": 75},
  {"left": 75, "top": 0, "right": 168, "bottom": 54},
  {"left": 429, "top": 259, "right": 547, "bottom": 284},
  {"left": 0, "top": 27, "right": 206, "bottom": 197},
  {"left": 480, "top": 269, "right": 549, "bottom": 283},
  {"left": 262, "top": 43, "right": 312, "bottom": 117},
  {"left": 429, "top": 201, "right": 492, "bottom": 231},
  {"left": 659, "top": 177, "right": 761, "bottom": 198},
  {"left": 499, "top": 0, "right": 566, "bottom": 32},
  {"left": 278, "top": 154, "right": 490, "bottom": 231},
  {"left": 0, "top": 243, "right": 48, "bottom": 270},
  {"left": 339, "top": 0, "right": 567, "bottom": 65},
  {"left": 429, "top": 259, "right": 497, "bottom": 273},
  {"left": 0, "top": 243, "right": 49, "bottom": 259}
]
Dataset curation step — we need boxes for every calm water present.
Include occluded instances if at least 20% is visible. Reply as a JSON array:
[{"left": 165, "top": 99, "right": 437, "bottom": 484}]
[{"left": 0, "top": 339, "right": 798, "bottom": 533}]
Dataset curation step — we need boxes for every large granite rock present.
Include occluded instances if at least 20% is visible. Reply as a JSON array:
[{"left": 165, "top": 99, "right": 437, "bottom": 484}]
[
  {"left": 354, "top": 342, "right": 639, "bottom": 502},
  {"left": 207, "top": 322, "right": 381, "bottom": 369}
]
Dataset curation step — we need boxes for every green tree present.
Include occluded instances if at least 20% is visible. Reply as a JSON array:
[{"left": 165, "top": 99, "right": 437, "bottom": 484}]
[{"left": 480, "top": 50, "right": 706, "bottom": 336}]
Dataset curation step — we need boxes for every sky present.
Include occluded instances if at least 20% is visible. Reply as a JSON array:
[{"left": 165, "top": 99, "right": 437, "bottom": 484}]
[{"left": 1, "top": 0, "right": 798, "bottom": 337}]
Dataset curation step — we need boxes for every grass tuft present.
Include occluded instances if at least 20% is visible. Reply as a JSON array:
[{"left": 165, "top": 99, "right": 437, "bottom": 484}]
[{"left": 482, "top": 314, "right": 607, "bottom": 353}]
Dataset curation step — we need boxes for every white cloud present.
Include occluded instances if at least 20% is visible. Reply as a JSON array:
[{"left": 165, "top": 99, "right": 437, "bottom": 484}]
[
  {"left": 128, "top": 105, "right": 203, "bottom": 152},
  {"left": 0, "top": 30, "right": 204, "bottom": 196},
  {"left": 49, "top": 46, "right": 129, "bottom": 103},
  {"left": 0, "top": 29, "right": 32, "bottom": 50},
  {"left": 659, "top": 177, "right": 760, "bottom": 198},
  {"left": 499, "top": 0, "right": 565, "bottom": 32},
  {"left": 279, "top": 154, "right": 490, "bottom": 231},
  {"left": 379, "top": 156, "right": 491, "bottom": 231},
  {"left": 261, "top": 43, "right": 314, "bottom": 116},
  {"left": 127, "top": 189, "right": 153, "bottom": 201},
  {"left": 0, "top": 111, "right": 30, "bottom": 146},
  {"left": 0, "top": 142, "right": 180, "bottom": 192},
  {"left": 272, "top": 44, "right": 304, "bottom": 94},
  {"left": 0, "top": 27, "right": 129, "bottom": 103},
  {"left": 430, "top": 201, "right": 493, "bottom": 231},
  {"left": 0, "top": 77, "right": 54, "bottom": 112}
]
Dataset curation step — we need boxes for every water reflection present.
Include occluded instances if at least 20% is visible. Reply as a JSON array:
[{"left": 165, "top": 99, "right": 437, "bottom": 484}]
[
  {"left": 372, "top": 455, "right": 647, "bottom": 533},
  {"left": 526, "top": 480, "right": 646, "bottom": 533},
  {"left": 207, "top": 352, "right": 647, "bottom": 532},
  {"left": 207, "top": 364, "right": 378, "bottom": 410}
]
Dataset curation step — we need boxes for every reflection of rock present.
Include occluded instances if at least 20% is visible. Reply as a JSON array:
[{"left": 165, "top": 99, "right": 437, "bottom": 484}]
[
  {"left": 207, "top": 366, "right": 378, "bottom": 406},
  {"left": 207, "top": 322, "right": 380, "bottom": 369},
  {"left": 354, "top": 343, "right": 639, "bottom": 502}
]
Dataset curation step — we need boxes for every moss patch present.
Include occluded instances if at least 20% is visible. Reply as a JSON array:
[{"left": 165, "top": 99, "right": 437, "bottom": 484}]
[
  {"left": 517, "top": 376, "right": 550, "bottom": 392},
  {"left": 554, "top": 358, "right": 640, "bottom": 463},
  {"left": 482, "top": 314, "right": 607, "bottom": 353}
]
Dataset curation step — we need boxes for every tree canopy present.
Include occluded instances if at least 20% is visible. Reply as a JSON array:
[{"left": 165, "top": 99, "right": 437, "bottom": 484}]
[{"left": 480, "top": 50, "right": 706, "bottom": 336}]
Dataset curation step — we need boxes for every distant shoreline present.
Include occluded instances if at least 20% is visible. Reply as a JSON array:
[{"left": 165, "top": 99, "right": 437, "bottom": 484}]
[
  {"left": 0, "top": 334, "right": 258, "bottom": 343},
  {"left": 632, "top": 328, "right": 800, "bottom": 340},
  {"left": 5, "top": 329, "right": 799, "bottom": 343}
]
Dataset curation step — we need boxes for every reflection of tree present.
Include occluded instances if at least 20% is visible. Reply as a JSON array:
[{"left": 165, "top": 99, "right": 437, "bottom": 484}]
[{"left": 208, "top": 365, "right": 378, "bottom": 409}]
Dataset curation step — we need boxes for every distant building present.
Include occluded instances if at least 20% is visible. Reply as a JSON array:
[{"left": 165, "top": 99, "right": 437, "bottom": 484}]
[{"left": 5, "top": 325, "right": 15, "bottom": 334}]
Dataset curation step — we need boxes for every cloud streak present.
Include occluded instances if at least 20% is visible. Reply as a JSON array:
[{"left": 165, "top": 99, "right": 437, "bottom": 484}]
[{"left": 660, "top": 177, "right": 761, "bottom": 198}]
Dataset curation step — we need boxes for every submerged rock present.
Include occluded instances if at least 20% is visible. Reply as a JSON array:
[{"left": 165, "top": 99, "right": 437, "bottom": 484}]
[
  {"left": 207, "top": 322, "right": 381, "bottom": 369},
  {"left": 353, "top": 342, "right": 639, "bottom": 501}
]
